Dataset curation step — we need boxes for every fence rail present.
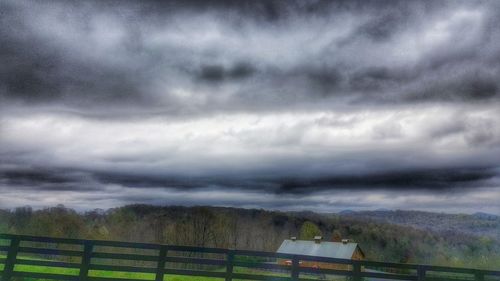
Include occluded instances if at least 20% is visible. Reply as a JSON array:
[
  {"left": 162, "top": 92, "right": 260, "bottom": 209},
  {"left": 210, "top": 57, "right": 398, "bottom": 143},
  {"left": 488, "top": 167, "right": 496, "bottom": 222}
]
[{"left": 0, "top": 233, "right": 499, "bottom": 281}]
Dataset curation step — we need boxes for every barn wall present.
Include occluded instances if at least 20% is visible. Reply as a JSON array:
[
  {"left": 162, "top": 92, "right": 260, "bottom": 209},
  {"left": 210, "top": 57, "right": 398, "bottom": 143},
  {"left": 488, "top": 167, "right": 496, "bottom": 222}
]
[
  {"left": 278, "top": 259, "right": 350, "bottom": 270},
  {"left": 352, "top": 247, "right": 365, "bottom": 260}
]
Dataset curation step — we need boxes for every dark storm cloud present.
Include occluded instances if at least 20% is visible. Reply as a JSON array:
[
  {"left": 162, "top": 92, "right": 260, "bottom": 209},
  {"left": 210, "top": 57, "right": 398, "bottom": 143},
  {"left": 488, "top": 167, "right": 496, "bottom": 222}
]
[
  {"left": 348, "top": 67, "right": 413, "bottom": 92},
  {"left": 1, "top": 169, "right": 73, "bottom": 185},
  {"left": 92, "top": 165, "right": 499, "bottom": 193},
  {"left": 276, "top": 167, "right": 497, "bottom": 192},
  {"left": 197, "top": 62, "right": 256, "bottom": 83},
  {"left": 409, "top": 73, "right": 499, "bottom": 102},
  {"left": 1, "top": 152, "right": 497, "bottom": 194},
  {"left": 356, "top": 13, "right": 403, "bottom": 42}
]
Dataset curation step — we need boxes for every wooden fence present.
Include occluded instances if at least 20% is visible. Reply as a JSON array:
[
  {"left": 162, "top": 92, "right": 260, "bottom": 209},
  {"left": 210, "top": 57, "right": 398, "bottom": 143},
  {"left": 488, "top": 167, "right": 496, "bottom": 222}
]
[{"left": 0, "top": 234, "right": 499, "bottom": 281}]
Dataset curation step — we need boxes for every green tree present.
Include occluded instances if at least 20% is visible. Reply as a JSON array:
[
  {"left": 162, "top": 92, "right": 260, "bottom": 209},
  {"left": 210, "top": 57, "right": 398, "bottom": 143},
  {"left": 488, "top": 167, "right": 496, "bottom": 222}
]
[
  {"left": 9, "top": 206, "right": 32, "bottom": 233},
  {"left": 299, "top": 221, "right": 322, "bottom": 240}
]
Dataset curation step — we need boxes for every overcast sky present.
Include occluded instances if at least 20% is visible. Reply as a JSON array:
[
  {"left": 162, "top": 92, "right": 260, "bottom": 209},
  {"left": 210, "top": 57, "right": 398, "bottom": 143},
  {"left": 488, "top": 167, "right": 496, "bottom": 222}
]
[{"left": 1, "top": 0, "right": 500, "bottom": 214}]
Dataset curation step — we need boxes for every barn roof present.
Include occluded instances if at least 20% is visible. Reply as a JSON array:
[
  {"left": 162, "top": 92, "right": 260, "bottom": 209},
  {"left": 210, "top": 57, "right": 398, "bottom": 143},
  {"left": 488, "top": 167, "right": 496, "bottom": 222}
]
[{"left": 276, "top": 239, "right": 360, "bottom": 260}]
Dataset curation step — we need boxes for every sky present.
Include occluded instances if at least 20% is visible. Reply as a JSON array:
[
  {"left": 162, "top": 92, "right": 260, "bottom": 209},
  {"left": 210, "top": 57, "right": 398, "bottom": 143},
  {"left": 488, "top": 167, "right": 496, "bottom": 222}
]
[{"left": 1, "top": 0, "right": 500, "bottom": 214}]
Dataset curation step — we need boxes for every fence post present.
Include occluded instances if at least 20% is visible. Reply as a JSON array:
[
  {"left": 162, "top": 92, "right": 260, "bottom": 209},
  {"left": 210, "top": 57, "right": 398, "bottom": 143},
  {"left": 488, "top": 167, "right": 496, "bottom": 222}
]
[
  {"left": 156, "top": 245, "right": 168, "bottom": 281},
  {"left": 1, "top": 236, "right": 20, "bottom": 281},
  {"left": 79, "top": 240, "right": 93, "bottom": 281},
  {"left": 352, "top": 261, "right": 362, "bottom": 281},
  {"left": 225, "top": 250, "right": 234, "bottom": 281},
  {"left": 417, "top": 265, "right": 426, "bottom": 281},
  {"left": 475, "top": 271, "right": 484, "bottom": 281},
  {"left": 291, "top": 255, "right": 299, "bottom": 281}
]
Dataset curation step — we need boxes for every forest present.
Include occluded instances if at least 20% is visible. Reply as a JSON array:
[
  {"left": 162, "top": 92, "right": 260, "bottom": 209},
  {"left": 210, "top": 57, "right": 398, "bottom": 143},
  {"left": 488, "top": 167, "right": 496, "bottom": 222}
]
[{"left": 1, "top": 205, "right": 499, "bottom": 270}]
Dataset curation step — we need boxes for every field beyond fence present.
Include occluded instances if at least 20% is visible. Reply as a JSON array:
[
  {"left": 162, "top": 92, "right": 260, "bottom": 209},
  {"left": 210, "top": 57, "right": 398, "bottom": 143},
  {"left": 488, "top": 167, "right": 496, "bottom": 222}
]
[{"left": 1, "top": 233, "right": 499, "bottom": 281}]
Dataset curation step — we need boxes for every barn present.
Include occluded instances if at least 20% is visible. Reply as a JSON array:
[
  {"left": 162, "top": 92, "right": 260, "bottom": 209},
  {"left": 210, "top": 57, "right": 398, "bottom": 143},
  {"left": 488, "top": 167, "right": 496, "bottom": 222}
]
[{"left": 276, "top": 236, "right": 365, "bottom": 270}]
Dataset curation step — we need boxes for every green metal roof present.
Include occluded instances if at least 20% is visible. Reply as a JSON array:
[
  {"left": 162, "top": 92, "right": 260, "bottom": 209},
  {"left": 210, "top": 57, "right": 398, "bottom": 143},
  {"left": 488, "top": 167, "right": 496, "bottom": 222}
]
[{"left": 276, "top": 239, "right": 359, "bottom": 259}]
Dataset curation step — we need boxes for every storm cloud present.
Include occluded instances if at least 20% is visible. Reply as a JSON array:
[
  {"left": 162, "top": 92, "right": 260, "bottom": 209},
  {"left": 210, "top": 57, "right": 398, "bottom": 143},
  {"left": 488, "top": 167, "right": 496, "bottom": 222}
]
[{"left": 1, "top": 0, "right": 500, "bottom": 213}]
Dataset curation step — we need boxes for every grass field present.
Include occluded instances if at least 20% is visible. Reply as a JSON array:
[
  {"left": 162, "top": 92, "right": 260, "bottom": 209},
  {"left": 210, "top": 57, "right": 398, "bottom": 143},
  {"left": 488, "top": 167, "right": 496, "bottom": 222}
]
[{"left": 0, "top": 256, "right": 309, "bottom": 281}]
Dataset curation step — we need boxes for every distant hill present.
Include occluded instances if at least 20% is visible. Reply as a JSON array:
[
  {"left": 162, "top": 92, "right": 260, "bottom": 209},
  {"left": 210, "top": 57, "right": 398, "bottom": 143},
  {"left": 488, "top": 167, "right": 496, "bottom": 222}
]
[
  {"left": 472, "top": 212, "right": 499, "bottom": 220},
  {"left": 342, "top": 210, "right": 500, "bottom": 240}
]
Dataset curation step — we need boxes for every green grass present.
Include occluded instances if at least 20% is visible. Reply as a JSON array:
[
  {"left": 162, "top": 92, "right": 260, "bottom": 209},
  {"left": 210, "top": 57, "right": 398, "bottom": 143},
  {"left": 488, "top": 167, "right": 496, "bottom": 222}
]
[
  {"left": 0, "top": 256, "right": 299, "bottom": 281},
  {"left": 3, "top": 265, "right": 294, "bottom": 281},
  {"left": 0, "top": 254, "right": 348, "bottom": 281}
]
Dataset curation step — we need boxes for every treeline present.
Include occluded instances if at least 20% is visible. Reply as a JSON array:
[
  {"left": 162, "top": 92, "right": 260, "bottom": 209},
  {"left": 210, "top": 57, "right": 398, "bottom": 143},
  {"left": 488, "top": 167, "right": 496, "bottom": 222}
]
[{"left": 0, "top": 204, "right": 499, "bottom": 270}]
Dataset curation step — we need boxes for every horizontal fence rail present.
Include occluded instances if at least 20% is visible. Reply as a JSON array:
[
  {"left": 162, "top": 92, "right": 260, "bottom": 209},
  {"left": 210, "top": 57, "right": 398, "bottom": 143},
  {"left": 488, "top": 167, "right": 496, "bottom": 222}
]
[{"left": 0, "top": 233, "right": 499, "bottom": 281}]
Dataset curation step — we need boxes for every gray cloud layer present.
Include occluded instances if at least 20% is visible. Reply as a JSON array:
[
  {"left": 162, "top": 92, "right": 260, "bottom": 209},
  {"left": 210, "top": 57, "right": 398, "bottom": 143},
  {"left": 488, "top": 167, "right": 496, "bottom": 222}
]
[
  {"left": 2, "top": 0, "right": 500, "bottom": 113},
  {"left": 1, "top": 0, "right": 500, "bottom": 212}
]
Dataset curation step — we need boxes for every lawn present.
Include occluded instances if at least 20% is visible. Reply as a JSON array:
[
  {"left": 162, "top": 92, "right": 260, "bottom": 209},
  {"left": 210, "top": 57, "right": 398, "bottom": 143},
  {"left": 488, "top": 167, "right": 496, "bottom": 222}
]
[{"left": 0, "top": 257, "right": 303, "bottom": 281}]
